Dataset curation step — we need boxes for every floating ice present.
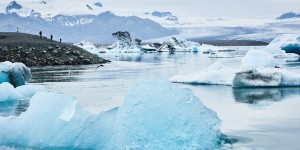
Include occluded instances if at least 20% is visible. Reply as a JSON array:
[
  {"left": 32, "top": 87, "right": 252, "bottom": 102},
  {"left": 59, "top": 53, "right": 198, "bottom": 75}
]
[
  {"left": 0, "top": 81, "right": 222, "bottom": 149},
  {"left": 0, "top": 83, "right": 21, "bottom": 102},
  {"left": 74, "top": 41, "right": 99, "bottom": 54},
  {"left": 263, "top": 34, "right": 300, "bottom": 55},
  {"left": 109, "top": 80, "right": 221, "bottom": 149},
  {"left": 240, "top": 50, "right": 276, "bottom": 69},
  {"left": 170, "top": 56, "right": 300, "bottom": 87},
  {"left": 0, "top": 61, "right": 32, "bottom": 87},
  {"left": 0, "top": 83, "right": 46, "bottom": 102},
  {"left": 105, "top": 31, "right": 143, "bottom": 53},
  {"left": 170, "top": 62, "right": 238, "bottom": 85},
  {"left": 232, "top": 68, "right": 300, "bottom": 87}
]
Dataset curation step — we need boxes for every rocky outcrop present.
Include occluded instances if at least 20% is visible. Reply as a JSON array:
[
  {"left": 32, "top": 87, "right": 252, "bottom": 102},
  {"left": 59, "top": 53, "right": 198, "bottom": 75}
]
[{"left": 0, "top": 32, "right": 109, "bottom": 66}]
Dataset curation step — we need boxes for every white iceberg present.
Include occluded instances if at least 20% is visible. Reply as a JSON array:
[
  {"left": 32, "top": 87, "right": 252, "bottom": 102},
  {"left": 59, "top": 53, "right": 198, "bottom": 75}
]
[
  {"left": 170, "top": 50, "right": 300, "bottom": 87},
  {"left": 262, "top": 34, "right": 300, "bottom": 56},
  {"left": 240, "top": 50, "right": 277, "bottom": 69},
  {"left": 0, "top": 80, "right": 222, "bottom": 149},
  {"left": 170, "top": 62, "right": 238, "bottom": 85},
  {"left": 0, "top": 61, "right": 32, "bottom": 87},
  {"left": 74, "top": 41, "right": 99, "bottom": 54},
  {"left": 198, "top": 44, "right": 231, "bottom": 53}
]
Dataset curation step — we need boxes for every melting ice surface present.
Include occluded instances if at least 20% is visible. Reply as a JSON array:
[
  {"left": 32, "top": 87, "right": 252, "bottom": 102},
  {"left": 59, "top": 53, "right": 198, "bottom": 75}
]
[{"left": 0, "top": 80, "right": 222, "bottom": 149}]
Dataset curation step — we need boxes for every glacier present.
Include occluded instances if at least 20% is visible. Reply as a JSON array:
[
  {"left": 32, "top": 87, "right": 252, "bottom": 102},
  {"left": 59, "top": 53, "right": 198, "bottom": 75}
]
[
  {"left": 0, "top": 80, "right": 222, "bottom": 149},
  {"left": 0, "top": 61, "right": 32, "bottom": 87}
]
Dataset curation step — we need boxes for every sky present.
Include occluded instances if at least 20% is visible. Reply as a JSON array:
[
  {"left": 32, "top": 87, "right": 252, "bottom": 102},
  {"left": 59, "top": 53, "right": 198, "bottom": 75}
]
[
  {"left": 1, "top": 0, "right": 300, "bottom": 18},
  {"left": 101, "top": 0, "right": 300, "bottom": 17}
]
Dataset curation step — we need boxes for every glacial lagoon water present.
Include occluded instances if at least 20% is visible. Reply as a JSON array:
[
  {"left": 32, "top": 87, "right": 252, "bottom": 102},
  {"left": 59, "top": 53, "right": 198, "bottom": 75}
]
[{"left": 6, "top": 46, "right": 300, "bottom": 149}]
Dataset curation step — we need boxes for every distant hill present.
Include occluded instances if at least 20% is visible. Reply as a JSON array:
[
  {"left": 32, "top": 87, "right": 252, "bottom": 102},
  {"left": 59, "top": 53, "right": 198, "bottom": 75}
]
[{"left": 277, "top": 12, "right": 300, "bottom": 19}]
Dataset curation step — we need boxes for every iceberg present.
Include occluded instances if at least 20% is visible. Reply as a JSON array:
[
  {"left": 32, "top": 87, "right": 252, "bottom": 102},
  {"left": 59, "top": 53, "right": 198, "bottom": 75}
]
[
  {"left": 0, "top": 61, "right": 32, "bottom": 87},
  {"left": 74, "top": 41, "right": 99, "bottom": 54},
  {"left": 170, "top": 50, "right": 300, "bottom": 87},
  {"left": 263, "top": 34, "right": 300, "bottom": 55},
  {"left": 170, "top": 62, "right": 238, "bottom": 85},
  {"left": 105, "top": 31, "right": 143, "bottom": 53},
  {"left": 0, "top": 81, "right": 222, "bottom": 149},
  {"left": 109, "top": 80, "right": 221, "bottom": 150},
  {"left": 232, "top": 68, "right": 300, "bottom": 87},
  {"left": 240, "top": 50, "right": 277, "bottom": 69}
]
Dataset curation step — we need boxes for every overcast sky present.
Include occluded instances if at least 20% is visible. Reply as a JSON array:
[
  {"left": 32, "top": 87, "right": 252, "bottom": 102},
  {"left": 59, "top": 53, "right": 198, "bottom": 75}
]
[{"left": 101, "top": 0, "right": 300, "bottom": 17}]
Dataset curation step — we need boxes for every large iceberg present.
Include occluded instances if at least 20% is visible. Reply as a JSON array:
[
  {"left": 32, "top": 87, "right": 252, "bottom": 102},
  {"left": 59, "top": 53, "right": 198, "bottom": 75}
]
[
  {"left": 109, "top": 80, "right": 221, "bottom": 149},
  {"left": 0, "top": 80, "right": 222, "bottom": 149},
  {"left": 0, "top": 61, "right": 32, "bottom": 87},
  {"left": 170, "top": 50, "right": 300, "bottom": 87},
  {"left": 263, "top": 34, "right": 300, "bottom": 55},
  {"left": 74, "top": 41, "right": 99, "bottom": 54},
  {"left": 105, "top": 31, "right": 143, "bottom": 53}
]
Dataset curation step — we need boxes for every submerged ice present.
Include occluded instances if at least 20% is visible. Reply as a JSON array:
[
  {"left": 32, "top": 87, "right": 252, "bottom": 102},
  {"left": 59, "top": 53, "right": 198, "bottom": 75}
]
[{"left": 0, "top": 80, "right": 222, "bottom": 149}]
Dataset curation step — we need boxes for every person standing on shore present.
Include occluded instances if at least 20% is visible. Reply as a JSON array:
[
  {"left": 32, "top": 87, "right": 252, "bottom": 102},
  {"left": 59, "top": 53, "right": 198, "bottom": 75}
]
[
  {"left": 50, "top": 34, "right": 53, "bottom": 42},
  {"left": 17, "top": 27, "right": 19, "bottom": 33},
  {"left": 39, "top": 31, "right": 42, "bottom": 39},
  {"left": 60, "top": 38, "right": 62, "bottom": 43}
]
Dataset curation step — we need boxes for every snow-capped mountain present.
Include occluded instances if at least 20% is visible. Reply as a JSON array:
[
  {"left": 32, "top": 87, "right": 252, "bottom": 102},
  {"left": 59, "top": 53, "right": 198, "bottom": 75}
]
[
  {"left": 0, "top": 1, "right": 177, "bottom": 43},
  {"left": 277, "top": 12, "right": 300, "bottom": 19},
  {"left": 1, "top": 0, "right": 300, "bottom": 43},
  {"left": 0, "top": 0, "right": 104, "bottom": 17}
]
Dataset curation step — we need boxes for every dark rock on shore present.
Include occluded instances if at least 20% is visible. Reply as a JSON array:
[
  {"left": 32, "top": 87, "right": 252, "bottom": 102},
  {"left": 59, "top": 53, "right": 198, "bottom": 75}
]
[{"left": 0, "top": 32, "right": 109, "bottom": 66}]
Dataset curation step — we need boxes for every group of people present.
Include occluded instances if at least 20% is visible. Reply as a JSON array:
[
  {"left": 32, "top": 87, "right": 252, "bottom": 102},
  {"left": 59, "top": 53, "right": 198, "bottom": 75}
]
[{"left": 39, "top": 31, "right": 62, "bottom": 43}]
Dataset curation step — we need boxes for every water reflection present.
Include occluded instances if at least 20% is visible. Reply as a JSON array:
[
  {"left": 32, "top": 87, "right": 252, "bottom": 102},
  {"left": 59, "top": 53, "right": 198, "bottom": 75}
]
[
  {"left": 233, "top": 88, "right": 300, "bottom": 106},
  {"left": 30, "top": 65, "right": 89, "bottom": 83},
  {"left": 0, "top": 100, "right": 30, "bottom": 117}
]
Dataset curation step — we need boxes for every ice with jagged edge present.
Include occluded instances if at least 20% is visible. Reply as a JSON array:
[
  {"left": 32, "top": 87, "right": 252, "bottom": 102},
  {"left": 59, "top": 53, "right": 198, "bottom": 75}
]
[
  {"left": 0, "top": 80, "right": 222, "bottom": 149},
  {"left": 74, "top": 41, "right": 99, "bottom": 54},
  {"left": 0, "top": 61, "right": 32, "bottom": 87},
  {"left": 170, "top": 50, "right": 300, "bottom": 87},
  {"left": 262, "top": 34, "right": 300, "bottom": 57},
  {"left": 169, "top": 37, "right": 200, "bottom": 52}
]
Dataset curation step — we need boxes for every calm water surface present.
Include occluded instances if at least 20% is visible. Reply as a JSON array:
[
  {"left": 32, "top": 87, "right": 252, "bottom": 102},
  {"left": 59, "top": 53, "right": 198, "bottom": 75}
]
[{"left": 25, "top": 46, "right": 300, "bottom": 149}]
